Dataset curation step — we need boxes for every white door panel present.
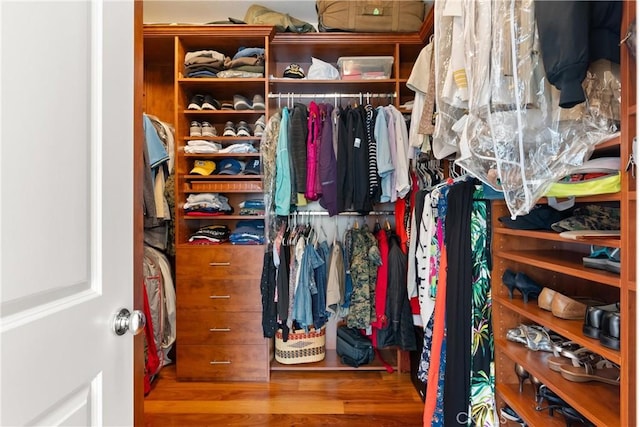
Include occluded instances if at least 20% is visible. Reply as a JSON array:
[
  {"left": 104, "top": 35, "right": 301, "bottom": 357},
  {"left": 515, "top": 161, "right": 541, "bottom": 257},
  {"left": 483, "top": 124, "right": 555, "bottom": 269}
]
[{"left": 1, "top": 1, "right": 134, "bottom": 426}]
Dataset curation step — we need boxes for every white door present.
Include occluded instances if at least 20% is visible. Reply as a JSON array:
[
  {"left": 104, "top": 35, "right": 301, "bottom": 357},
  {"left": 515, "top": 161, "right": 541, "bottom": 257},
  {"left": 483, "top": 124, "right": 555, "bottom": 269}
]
[{"left": 0, "top": 1, "right": 136, "bottom": 426}]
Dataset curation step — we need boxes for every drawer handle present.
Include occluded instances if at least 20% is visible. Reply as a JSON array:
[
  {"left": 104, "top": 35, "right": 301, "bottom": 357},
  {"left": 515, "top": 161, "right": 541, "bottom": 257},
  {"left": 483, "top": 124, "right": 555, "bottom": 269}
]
[
  {"left": 209, "top": 262, "right": 231, "bottom": 266},
  {"left": 209, "top": 327, "right": 231, "bottom": 332},
  {"left": 210, "top": 360, "right": 231, "bottom": 365},
  {"left": 209, "top": 295, "right": 230, "bottom": 299}
]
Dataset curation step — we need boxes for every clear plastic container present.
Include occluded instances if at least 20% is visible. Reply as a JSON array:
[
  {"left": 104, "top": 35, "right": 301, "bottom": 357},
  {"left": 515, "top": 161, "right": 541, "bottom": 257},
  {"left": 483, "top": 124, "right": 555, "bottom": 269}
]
[{"left": 337, "top": 56, "right": 394, "bottom": 80}]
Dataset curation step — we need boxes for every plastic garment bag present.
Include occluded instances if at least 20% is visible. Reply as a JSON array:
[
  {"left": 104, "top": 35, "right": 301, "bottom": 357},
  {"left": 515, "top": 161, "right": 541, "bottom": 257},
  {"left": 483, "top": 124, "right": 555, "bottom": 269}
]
[{"left": 433, "top": 0, "right": 620, "bottom": 218}]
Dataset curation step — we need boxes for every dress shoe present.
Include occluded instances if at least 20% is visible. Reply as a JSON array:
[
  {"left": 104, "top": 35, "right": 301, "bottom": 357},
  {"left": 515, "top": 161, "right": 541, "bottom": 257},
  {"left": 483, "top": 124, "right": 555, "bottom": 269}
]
[
  {"left": 514, "top": 272, "right": 543, "bottom": 303},
  {"left": 538, "top": 287, "right": 557, "bottom": 311},
  {"left": 552, "top": 294, "right": 604, "bottom": 320},
  {"left": 583, "top": 302, "right": 619, "bottom": 339},
  {"left": 502, "top": 269, "right": 517, "bottom": 299},
  {"left": 599, "top": 311, "right": 620, "bottom": 350}
]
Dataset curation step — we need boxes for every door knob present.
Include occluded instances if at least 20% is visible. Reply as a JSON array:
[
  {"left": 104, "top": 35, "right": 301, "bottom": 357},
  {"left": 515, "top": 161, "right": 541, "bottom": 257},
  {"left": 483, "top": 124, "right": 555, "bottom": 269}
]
[{"left": 113, "top": 308, "right": 146, "bottom": 336}]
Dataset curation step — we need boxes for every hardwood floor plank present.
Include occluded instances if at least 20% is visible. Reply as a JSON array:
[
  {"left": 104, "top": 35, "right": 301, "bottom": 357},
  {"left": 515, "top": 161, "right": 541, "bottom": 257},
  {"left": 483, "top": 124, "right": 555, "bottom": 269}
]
[{"left": 144, "top": 365, "right": 425, "bottom": 427}]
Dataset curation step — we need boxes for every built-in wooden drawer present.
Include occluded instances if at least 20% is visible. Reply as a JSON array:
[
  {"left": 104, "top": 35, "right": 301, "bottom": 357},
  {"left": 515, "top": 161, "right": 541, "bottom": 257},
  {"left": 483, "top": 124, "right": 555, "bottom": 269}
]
[
  {"left": 177, "top": 344, "right": 269, "bottom": 381},
  {"left": 176, "top": 246, "right": 264, "bottom": 279},
  {"left": 177, "top": 310, "right": 265, "bottom": 345},
  {"left": 177, "top": 277, "right": 262, "bottom": 311}
]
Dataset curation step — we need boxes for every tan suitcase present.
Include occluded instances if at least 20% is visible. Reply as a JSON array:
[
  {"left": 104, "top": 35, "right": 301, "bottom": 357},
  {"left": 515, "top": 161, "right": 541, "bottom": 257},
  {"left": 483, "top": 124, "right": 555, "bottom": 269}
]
[{"left": 317, "top": 0, "right": 426, "bottom": 33}]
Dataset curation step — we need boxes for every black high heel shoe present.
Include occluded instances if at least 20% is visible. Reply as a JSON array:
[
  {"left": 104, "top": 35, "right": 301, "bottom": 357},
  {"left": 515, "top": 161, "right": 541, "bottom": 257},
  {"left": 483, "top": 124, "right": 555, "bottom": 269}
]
[
  {"left": 530, "top": 374, "right": 543, "bottom": 402},
  {"left": 502, "top": 269, "right": 517, "bottom": 298},
  {"left": 536, "top": 385, "right": 566, "bottom": 416},
  {"left": 514, "top": 272, "right": 543, "bottom": 303},
  {"left": 560, "top": 406, "right": 595, "bottom": 426},
  {"left": 514, "top": 363, "right": 530, "bottom": 393}
]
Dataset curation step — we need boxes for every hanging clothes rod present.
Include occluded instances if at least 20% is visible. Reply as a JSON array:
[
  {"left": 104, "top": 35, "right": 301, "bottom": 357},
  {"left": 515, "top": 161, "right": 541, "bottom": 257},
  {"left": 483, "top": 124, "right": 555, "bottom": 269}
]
[
  {"left": 267, "top": 92, "right": 396, "bottom": 99},
  {"left": 290, "top": 210, "right": 395, "bottom": 216}
]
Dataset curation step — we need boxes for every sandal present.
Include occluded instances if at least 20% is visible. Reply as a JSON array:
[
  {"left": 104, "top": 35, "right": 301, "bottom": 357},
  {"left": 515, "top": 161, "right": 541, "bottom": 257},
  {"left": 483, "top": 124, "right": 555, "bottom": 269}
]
[
  {"left": 506, "top": 324, "right": 559, "bottom": 352},
  {"left": 547, "top": 342, "right": 591, "bottom": 372},
  {"left": 559, "top": 356, "right": 620, "bottom": 386}
]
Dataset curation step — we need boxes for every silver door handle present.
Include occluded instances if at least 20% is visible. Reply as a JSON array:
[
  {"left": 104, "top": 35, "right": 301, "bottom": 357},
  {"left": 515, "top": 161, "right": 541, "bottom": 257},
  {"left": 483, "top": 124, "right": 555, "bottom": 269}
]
[
  {"left": 209, "top": 327, "right": 231, "bottom": 332},
  {"left": 209, "top": 262, "right": 231, "bottom": 266},
  {"left": 112, "top": 308, "right": 145, "bottom": 336}
]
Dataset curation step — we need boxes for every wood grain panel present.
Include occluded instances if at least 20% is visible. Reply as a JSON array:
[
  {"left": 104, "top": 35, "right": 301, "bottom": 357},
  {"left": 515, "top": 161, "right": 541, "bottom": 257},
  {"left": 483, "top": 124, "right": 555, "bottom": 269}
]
[
  {"left": 176, "top": 246, "right": 264, "bottom": 278},
  {"left": 177, "top": 310, "right": 265, "bottom": 345},
  {"left": 176, "top": 278, "right": 262, "bottom": 312},
  {"left": 177, "top": 345, "right": 269, "bottom": 381}
]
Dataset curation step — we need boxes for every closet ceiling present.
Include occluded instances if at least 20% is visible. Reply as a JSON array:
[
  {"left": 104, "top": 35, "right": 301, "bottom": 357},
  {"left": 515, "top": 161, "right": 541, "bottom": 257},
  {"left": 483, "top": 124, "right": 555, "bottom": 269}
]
[{"left": 143, "top": 0, "right": 434, "bottom": 27}]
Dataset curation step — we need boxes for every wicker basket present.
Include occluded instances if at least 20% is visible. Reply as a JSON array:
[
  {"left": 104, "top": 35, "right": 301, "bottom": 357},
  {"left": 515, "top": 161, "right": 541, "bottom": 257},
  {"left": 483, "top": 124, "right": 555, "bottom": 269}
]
[{"left": 275, "top": 325, "right": 326, "bottom": 364}]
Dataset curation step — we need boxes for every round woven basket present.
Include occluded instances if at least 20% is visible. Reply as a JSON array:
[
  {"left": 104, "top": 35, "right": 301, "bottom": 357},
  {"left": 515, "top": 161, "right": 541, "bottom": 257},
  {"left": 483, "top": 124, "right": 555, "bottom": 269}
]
[{"left": 275, "top": 325, "right": 326, "bottom": 364}]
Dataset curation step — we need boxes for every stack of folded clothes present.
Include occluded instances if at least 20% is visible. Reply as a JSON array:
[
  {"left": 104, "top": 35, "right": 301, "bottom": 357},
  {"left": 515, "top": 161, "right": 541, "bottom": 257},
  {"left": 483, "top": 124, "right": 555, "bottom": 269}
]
[
  {"left": 184, "top": 47, "right": 266, "bottom": 78},
  {"left": 184, "top": 50, "right": 225, "bottom": 78},
  {"left": 183, "top": 193, "right": 233, "bottom": 216},
  {"left": 218, "top": 47, "right": 265, "bottom": 78},
  {"left": 184, "top": 140, "right": 222, "bottom": 154},
  {"left": 239, "top": 198, "right": 265, "bottom": 216},
  {"left": 230, "top": 219, "right": 264, "bottom": 245},
  {"left": 187, "top": 224, "right": 231, "bottom": 245}
]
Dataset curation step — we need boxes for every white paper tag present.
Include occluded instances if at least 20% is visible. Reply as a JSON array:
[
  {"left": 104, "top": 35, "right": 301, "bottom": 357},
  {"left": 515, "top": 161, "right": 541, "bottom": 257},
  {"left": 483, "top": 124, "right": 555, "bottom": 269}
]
[{"left": 354, "top": 137, "right": 361, "bottom": 148}]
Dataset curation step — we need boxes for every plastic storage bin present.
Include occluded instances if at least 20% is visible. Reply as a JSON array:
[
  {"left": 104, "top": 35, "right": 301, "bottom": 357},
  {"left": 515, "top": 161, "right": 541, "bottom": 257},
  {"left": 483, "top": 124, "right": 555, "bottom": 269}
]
[{"left": 337, "top": 56, "right": 394, "bottom": 80}]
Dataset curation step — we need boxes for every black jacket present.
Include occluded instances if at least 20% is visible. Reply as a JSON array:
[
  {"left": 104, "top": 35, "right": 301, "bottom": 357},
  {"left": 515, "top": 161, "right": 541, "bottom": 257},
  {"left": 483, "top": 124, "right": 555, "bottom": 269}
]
[{"left": 535, "top": 0, "right": 621, "bottom": 108}]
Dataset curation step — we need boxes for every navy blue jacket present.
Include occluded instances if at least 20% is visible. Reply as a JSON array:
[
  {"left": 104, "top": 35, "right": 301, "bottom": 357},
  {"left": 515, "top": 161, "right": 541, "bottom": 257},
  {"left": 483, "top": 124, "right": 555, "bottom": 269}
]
[{"left": 535, "top": 0, "right": 622, "bottom": 108}]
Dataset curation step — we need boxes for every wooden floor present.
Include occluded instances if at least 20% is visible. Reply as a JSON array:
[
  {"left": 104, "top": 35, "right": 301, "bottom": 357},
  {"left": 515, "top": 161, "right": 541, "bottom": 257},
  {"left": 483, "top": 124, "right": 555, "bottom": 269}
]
[{"left": 144, "top": 364, "right": 425, "bottom": 427}]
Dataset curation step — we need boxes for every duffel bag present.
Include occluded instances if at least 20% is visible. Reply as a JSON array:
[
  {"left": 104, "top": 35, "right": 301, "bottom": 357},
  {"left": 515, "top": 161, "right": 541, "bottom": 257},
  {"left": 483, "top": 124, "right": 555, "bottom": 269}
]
[
  {"left": 317, "top": 0, "right": 426, "bottom": 33},
  {"left": 336, "top": 325, "right": 375, "bottom": 367}
]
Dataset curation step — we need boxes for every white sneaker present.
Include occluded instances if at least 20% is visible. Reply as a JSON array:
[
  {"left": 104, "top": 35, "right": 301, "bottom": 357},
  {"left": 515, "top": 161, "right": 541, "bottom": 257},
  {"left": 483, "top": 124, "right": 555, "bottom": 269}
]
[
  {"left": 201, "top": 121, "right": 217, "bottom": 137},
  {"left": 189, "top": 121, "right": 202, "bottom": 137}
]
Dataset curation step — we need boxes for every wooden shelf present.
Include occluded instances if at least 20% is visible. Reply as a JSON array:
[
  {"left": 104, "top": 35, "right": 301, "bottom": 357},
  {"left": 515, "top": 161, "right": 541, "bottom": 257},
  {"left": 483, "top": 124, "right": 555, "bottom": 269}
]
[
  {"left": 183, "top": 153, "right": 261, "bottom": 158},
  {"left": 497, "top": 339, "right": 620, "bottom": 427},
  {"left": 493, "top": 227, "right": 621, "bottom": 248},
  {"left": 495, "top": 296, "right": 622, "bottom": 364},
  {"left": 496, "top": 382, "right": 566, "bottom": 427},
  {"left": 183, "top": 109, "right": 266, "bottom": 115},
  {"left": 271, "top": 349, "right": 398, "bottom": 372},
  {"left": 494, "top": 249, "right": 622, "bottom": 287},
  {"left": 178, "top": 77, "right": 266, "bottom": 84},
  {"left": 183, "top": 214, "right": 265, "bottom": 220},
  {"left": 185, "top": 175, "right": 262, "bottom": 180}
]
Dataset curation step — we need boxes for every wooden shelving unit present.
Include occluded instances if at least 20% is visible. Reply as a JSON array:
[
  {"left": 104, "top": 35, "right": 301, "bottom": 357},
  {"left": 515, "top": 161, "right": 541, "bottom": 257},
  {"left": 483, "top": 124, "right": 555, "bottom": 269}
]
[{"left": 492, "top": 3, "right": 636, "bottom": 425}]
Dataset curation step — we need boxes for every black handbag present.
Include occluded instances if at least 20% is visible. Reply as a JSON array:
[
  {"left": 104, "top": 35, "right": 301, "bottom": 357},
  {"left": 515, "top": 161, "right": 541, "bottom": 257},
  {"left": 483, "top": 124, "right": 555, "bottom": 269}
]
[{"left": 336, "top": 326, "right": 375, "bottom": 367}]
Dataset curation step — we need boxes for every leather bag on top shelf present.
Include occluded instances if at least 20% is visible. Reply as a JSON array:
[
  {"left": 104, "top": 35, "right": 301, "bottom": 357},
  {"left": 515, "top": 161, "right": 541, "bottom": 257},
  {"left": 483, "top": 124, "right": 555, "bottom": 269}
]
[{"left": 316, "top": 0, "right": 426, "bottom": 32}]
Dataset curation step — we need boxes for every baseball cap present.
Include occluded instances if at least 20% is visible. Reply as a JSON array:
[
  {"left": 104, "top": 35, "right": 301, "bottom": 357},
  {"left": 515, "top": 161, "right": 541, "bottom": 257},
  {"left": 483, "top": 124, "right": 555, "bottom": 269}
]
[
  {"left": 216, "top": 158, "right": 244, "bottom": 175},
  {"left": 283, "top": 63, "right": 305, "bottom": 79},
  {"left": 191, "top": 160, "right": 216, "bottom": 175},
  {"left": 242, "top": 159, "right": 261, "bottom": 175}
]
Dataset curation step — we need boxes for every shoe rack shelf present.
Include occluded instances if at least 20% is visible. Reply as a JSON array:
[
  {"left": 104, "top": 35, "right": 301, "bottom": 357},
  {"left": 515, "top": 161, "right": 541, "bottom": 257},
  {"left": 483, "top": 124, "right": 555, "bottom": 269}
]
[{"left": 492, "top": 3, "right": 636, "bottom": 425}]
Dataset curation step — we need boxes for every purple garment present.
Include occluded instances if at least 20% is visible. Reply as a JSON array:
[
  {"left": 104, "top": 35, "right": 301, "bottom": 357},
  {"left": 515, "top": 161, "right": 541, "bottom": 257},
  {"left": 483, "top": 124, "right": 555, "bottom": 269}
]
[
  {"left": 318, "top": 104, "right": 338, "bottom": 216},
  {"left": 305, "top": 101, "right": 321, "bottom": 201}
]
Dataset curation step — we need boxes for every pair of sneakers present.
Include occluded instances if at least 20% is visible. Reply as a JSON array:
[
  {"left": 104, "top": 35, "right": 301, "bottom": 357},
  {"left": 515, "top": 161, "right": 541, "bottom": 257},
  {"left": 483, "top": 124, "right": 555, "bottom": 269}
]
[
  {"left": 190, "top": 121, "right": 216, "bottom": 137},
  {"left": 582, "top": 245, "right": 620, "bottom": 274},
  {"left": 223, "top": 121, "right": 251, "bottom": 137},
  {"left": 188, "top": 94, "right": 220, "bottom": 110},
  {"left": 233, "top": 94, "right": 266, "bottom": 110}
]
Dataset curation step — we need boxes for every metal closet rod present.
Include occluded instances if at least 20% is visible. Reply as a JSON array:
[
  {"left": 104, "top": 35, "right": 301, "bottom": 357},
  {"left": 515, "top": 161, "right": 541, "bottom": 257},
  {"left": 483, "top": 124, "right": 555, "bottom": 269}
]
[
  {"left": 267, "top": 92, "right": 396, "bottom": 99},
  {"left": 290, "top": 210, "right": 395, "bottom": 216}
]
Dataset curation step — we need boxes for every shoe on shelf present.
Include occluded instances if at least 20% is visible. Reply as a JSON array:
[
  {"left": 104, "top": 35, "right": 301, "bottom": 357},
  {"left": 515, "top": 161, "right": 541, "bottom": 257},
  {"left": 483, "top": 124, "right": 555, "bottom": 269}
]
[
  {"left": 583, "top": 302, "right": 619, "bottom": 339},
  {"left": 606, "top": 248, "right": 620, "bottom": 274},
  {"left": 221, "top": 101, "right": 235, "bottom": 110},
  {"left": 252, "top": 94, "right": 266, "bottom": 110},
  {"left": 201, "top": 121, "right": 217, "bottom": 137},
  {"left": 551, "top": 294, "right": 603, "bottom": 320},
  {"left": 253, "top": 115, "right": 266, "bottom": 137},
  {"left": 233, "top": 94, "right": 252, "bottom": 110},
  {"left": 582, "top": 245, "right": 612, "bottom": 272},
  {"left": 514, "top": 272, "right": 543, "bottom": 304},
  {"left": 501, "top": 269, "right": 517, "bottom": 299},
  {"left": 189, "top": 121, "right": 202, "bottom": 137},
  {"left": 236, "top": 121, "right": 251, "bottom": 137},
  {"left": 202, "top": 95, "right": 221, "bottom": 110},
  {"left": 600, "top": 310, "right": 620, "bottom": 350},
  {"left": 499, "top": 405, "right": 525, "bottom": 425},
  {"left": 187, "top": 94, "right": 205, "bottom": 110},
  {"left": 537, "top": 287, "right": 557, "bottom": 311},
  {"left": 223, "top": 121, "right": 237, "bottom": 137}
]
